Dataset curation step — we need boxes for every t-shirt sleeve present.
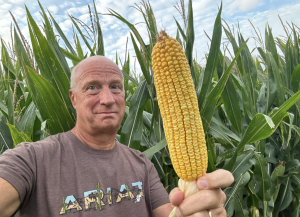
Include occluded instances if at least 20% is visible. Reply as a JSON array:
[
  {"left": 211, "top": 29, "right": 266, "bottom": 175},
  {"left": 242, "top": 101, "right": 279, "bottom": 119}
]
[
  {"left": 0, "top": 142, "right": 36, "bottom": 204},
  {"left": 147, "top": 159, "right": 170, "bottom": 210}
]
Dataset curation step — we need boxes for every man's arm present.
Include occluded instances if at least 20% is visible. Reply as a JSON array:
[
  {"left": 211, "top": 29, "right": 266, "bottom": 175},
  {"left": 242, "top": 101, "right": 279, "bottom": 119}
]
[
  {"left": 0, "top": 177, "right": 20, "bottom": 217},
  {"left": 153, "top": 203, "right": 173, "bottom": 217}
]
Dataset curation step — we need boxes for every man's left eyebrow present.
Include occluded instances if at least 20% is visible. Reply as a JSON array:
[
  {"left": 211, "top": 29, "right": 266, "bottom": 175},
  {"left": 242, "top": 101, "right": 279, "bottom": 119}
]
[{"left": 110, "top": 78, "right": 123, "bottom": 83}]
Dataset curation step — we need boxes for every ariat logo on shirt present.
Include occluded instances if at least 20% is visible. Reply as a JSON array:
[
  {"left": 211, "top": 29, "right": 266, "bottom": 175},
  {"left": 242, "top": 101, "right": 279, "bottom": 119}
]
[{"left": 60, "top": 181, "right": 143, "bottom": 214}]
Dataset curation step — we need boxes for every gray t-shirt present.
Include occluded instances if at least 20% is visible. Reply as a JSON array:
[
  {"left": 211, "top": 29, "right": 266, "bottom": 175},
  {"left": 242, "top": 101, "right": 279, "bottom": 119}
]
[{"left": 0, "top": 131, "right": 169, "bottom": 216}]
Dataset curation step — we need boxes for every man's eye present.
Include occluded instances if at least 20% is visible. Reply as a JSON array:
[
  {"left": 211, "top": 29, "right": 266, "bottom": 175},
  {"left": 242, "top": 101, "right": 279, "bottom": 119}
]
[
  {"left": 111, "top": 85, "right": 119, "bottom": 89},
  {"left": 89, "top": 86, "right": 97, "bottom": 90}
]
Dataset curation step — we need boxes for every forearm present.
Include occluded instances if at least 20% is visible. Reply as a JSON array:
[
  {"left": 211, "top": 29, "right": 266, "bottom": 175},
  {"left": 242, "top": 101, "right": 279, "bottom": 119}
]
[
  {"left": 0, "top": 177, "right": 20, "bottom": 217},
  {"left": 153, "top": 203, "right": 173, "bottom": 217}
]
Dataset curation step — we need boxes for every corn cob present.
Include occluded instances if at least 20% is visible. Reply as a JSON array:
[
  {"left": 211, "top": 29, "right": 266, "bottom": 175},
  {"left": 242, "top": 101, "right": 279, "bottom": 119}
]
[{"left": 152, "top": 31, "right": 208, "bottom": 216}]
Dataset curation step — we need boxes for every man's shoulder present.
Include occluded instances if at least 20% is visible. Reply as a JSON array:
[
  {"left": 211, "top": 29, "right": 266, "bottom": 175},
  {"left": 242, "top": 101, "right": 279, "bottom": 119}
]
[
  {"left": 15, "top": 131, "right": 70, "bottom": 153},
  {"left": 116, "top": 141, "right": 150, "bottom": 163}
]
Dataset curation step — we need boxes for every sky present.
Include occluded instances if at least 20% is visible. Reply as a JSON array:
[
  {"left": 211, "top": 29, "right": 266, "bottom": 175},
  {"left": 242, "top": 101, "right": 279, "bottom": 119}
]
[{"left": 0, "top": 0, "right": 299, "bottom": 73}]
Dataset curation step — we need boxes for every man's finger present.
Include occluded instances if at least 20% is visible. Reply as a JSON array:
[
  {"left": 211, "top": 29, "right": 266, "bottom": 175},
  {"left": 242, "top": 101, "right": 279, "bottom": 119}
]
[
  {"left": 177, "top": 189, "right": 224, "bottom": 216},
  {"left": 210, "top": 206, "right": 227, "bottom": 217},
  {"left": 169, "top": 187, "right": 185, "bottom": 207},
  {"left": 197, "top": 169, "right": 234, "bottom": 190},
  {"left": 186, "top": 210, "right": 211, "bottom": 217}
]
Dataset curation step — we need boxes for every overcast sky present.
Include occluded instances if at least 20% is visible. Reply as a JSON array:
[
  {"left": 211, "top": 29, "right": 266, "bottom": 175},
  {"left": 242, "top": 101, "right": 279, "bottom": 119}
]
[{"left": 0, "top": 0, "right": 299, "bottom": 71}]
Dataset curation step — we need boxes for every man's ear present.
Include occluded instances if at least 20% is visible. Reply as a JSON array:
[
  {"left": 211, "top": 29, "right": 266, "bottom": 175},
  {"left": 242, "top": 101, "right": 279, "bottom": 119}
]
[{"left": 69, "top": 89, "right": 76, "bottom": 109}]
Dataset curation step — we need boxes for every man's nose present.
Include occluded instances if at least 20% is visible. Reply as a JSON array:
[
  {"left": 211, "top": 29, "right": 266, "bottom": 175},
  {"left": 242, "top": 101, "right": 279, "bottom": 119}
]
[{"left": 99, "top": 87, "right": 115, "bottom": 105}]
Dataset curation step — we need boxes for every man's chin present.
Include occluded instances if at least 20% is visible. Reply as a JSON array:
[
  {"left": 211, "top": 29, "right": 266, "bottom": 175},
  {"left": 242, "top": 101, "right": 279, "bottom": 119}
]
[{"left": 92, "top": 124, "right": 119, "bottom": 134}]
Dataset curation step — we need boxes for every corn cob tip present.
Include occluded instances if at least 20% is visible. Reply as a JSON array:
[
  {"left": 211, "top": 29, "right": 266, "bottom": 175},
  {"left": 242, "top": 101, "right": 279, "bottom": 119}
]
[{"left": 157, "top": 30, "right": 169, "bottom": 42}]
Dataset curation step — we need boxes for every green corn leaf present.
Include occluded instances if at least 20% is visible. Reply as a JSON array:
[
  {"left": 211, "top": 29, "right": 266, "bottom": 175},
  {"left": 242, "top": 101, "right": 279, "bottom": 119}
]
[
  {"left": 234, "top": 191, "right": 249, "bottom": 217},
  {"left": 253, "top": 152, "right": 271, "bottom": 202},
  {"left": 70, "top": 16, "right": 95, "bottom": 56},
  {"left": 223, "top": 149, "right": 237, "bottom": 172},
  {"left": 265, "top": 26, "right": 279, "bottom": 67},
  {"left": 107, "top": 9, "right": 149, "bottom": 60},
  {"left": 1, "top": 40, "right": 25, "bottom": 110},
  {"left": 293, "top": 28, "right": 299, "bottom": 64},
  {"left": 225, "top": 172, "right": 251, "bottom": 214},
  {"left": 285, "top": 38, "right": 293, "bottom": 89},
  {"left": 120, "top": 80, "right": 149, "bottom": 150},
  {"left": 223, "top": 28, "right": 244, "bottom": 77},
  {"left": 220, "top": 57, "right": 243, "bottom": 135},
  {"left": 256, "top": 83, "right": 266, "bottom": 114},
  {"left": 130, "top": 33, "right": 151, "bottom": 85},
  {"left": 0, "top": 116, "right": 14, "bottom": 153},
  {"left": 238, "top": 34, "right": 257, "bottom": 108},
  {"left": 7, "top": 84, "right": 14, "bottom": 126},
  {"left": 201, "top": 40, "right": 247, "bottom": 133},
  {"left": 289, "top": 193, "right": 300, "bottom": 217},
  {"left": 285, "top": 159, "right": 300, "bottom": 172},
  {"left": 212, "top": 117, "right": 241, "bottom": 142},
  {"left": 0, "top": 66, "right": 4, "bottom": 100},
  {"left": 291, "top": 64, "right": 300, "bottom": 93},
  {"left": 207, "top": 137, "right": 217, "bottom": 173},
  {"left": 48, "top": 12, "right": 77, "bottom": 56},
  {"left": 143, "top": 138, "right": 167, "bottom": 160},
  {"left": 257, "top": 47, "right": 266, "bottom": 62},
  {"left": 38, "top": 2, "right": 71, "bottom": 79},
  {"left": 142, "top": 111, "right": 152, "bottom": 130},
  {"left": 237, "top": 89, "right": 300, "bottom": 154},
  {"left": 198, "top": 4, "right": 222, "bottom": 110},
  {"left": 231, "top": 72, "right": 254, "bottom": 123},
  {"left": 266, "top": 52, "right": 279, "bottom": 111},
  {"left": 26, "top": 11, "right": 76, "bottom": 119},
  {"left": 121, "top": 70, "right": 138, "bottom": 85},
  {"left": 13, "top": 29, "right": 32, "bottom": 72},
  {"left": 174, "top": 17, "right": 186, "bottom": 49},
  {"left": 75, "top": 34, "right": 84, "bottom": 59},
  {"left": 274, "top": 178, "right": 293, "bottom": 216},
  {"left": 185, "top": 0, "right": 196, "bottom": 86},
  {"left": 276, "top": 38, "right": 286, "bottom": 54},
  {"left": 0, "top": 100, "right": 8, "bottom": 118},
  {"left": 286, "top": 113, "right": 294, "bottom": 147},
  {"left": 60, "top": 47, "right": 81, "bottom": 64},
  {"left": 208, "top": 126, "right": 235, "bottom": 150},
  {"left": 7, "top": 123, "right": 32, "bottom": 147},
  {"left": 231, "top": 150, "right": 255, "bottom": 181},
  {"left": 26, "top": 66, "right": 74, "bottom": 134},
  {"left": 174, "top": 18, "right": 187, "bottom": 43},
  {"left": 15, "top": 24, "right": 75, "bottom": 135},
  {"left": 237, "top": 113, "right": 276, "bottom": 154},
  {"left": 270, "top": 161, "right": 286, "bottom": 185},
  {"left": 17, "top": 101, "right": 36, "bottom": 138},
  {"left": 176, "top": 29, "right": 183, "bottom": 47},
  {"left": 93, "top": 0, "right": 105, "bottom": 56},
  {"left": 141, "top": 2, "right": 157, "bottom": 49},
  {"left": 1, "top": 40, "right": 16, "bottom": 81}
]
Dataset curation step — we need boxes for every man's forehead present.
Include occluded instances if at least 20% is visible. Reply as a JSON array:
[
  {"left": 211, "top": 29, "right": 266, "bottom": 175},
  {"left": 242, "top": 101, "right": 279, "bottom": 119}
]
[
  {"left": 78, "top": 56, "right": 120, "bottom": 71},
  {"left": 82, "top": 75, "right": 123, "bottom": 84},
  {"left": 75, "top": 56, "right": 122, "bottom": 78}
]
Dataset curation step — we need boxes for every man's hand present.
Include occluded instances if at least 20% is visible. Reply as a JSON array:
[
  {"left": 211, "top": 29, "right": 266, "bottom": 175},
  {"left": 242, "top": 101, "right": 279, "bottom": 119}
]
[{"left": 169, "top": 169, "right": 234, "bottom": 217}]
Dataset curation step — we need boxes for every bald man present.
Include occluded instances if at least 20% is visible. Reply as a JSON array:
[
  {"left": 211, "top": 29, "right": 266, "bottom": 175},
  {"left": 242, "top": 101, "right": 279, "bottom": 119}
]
[{"left": 0, "top": 56, "right": 233, "bottom": 217}]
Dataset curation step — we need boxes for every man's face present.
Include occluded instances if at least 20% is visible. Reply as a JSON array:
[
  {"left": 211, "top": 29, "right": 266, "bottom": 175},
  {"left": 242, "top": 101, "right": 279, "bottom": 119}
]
[{"left": 69, "top": 57, "right": 125, "bottom": 134}]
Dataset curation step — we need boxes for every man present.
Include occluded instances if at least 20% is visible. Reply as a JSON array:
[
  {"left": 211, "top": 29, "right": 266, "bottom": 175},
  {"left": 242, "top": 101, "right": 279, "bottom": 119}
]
[{"left": 0, "top": 56, "right": 233, "bottom": 216}]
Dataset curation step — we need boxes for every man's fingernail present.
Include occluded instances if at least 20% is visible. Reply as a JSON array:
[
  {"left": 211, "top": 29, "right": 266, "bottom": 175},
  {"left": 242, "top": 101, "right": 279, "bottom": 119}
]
[
  {"left": 198, "top": 179, "right": 208, "bottom": 189},
  {"left": 176, "top": 208, "right": 182, "bottom": 217}
]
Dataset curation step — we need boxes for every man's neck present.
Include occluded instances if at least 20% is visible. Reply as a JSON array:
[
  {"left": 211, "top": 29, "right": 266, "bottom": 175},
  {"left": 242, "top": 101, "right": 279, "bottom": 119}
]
[{"left": 71, "top": 127, "right": 116, "bottom": 150}]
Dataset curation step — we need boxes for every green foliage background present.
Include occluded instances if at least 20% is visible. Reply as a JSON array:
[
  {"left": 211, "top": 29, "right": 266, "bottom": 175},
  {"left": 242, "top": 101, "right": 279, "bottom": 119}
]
[{"left": 1, "top": 0, "right": 300, "bottom": 216}]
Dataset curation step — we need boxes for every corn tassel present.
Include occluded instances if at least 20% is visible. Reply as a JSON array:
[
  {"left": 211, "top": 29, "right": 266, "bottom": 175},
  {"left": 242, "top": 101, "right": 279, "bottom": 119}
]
[{"left": 151, "top": 31, "right": 209, "bottom": 217}]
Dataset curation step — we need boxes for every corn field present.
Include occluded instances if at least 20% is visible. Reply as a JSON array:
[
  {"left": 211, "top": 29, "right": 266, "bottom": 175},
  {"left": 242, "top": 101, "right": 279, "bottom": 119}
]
[{"left": 1, "top": 0, "right": 300, "bottom": 216}]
